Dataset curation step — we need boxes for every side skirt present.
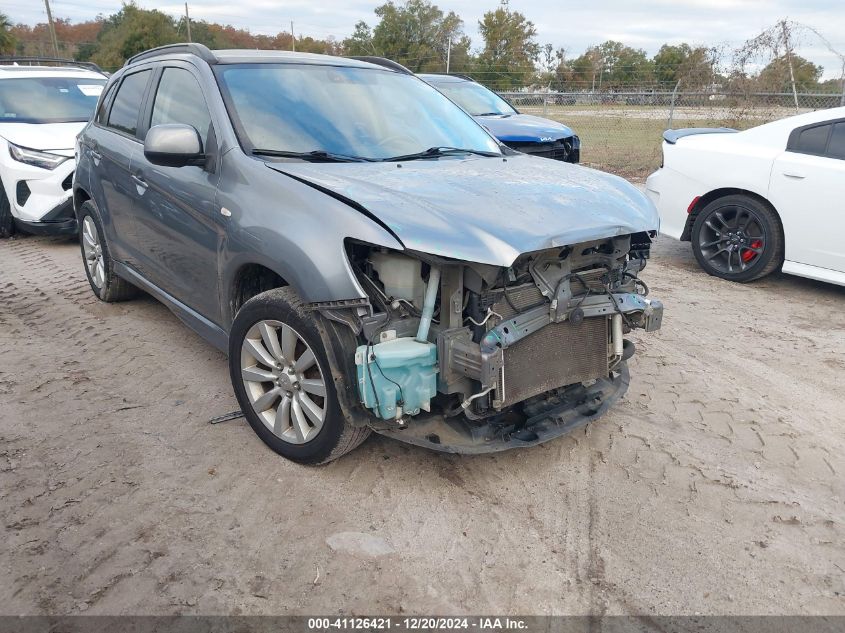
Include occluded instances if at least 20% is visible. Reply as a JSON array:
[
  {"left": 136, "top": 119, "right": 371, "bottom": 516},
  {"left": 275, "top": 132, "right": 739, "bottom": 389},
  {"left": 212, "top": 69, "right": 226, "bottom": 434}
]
[
  {"left": 113, "top": 262, "right": 229, "bottom": 353},
  {"left": 781, "top": 260, "right": 845, "bottom": 288}
]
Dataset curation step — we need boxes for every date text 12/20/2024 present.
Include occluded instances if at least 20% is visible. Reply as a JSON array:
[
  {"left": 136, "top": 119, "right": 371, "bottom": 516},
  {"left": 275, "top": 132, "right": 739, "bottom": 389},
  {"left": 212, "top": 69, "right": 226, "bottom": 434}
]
[{"left": 308, "top": 617, "right": 528, "bottom": 630}]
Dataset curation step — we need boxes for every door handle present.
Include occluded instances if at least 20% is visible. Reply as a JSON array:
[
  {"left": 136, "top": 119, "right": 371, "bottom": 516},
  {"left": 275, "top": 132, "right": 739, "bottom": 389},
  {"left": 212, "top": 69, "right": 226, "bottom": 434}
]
[
  {"left": 782, "top": 172, "right": 806, "bottom": 180},
  {"left": 131, "top": 174, "right": 148, "bottom": 192}
]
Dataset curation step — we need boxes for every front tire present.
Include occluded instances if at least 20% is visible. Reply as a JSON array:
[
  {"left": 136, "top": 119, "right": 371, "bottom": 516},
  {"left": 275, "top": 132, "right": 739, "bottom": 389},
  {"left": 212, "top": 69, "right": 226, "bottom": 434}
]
[
  {"left": 691, "top": 194, "right": 783, "bottom": 283},
  {"left": 78, "top": 201, "right": 138, "bottom": 301},
  {"left": 228, "top": 287, "right": 370, "bottom": 464}
]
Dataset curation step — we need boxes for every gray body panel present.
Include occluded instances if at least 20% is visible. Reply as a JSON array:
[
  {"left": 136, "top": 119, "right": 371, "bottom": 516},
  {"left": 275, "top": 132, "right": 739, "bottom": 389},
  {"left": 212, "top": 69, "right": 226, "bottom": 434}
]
[{"left": 267, "top": 155, "right": 658, "bottom": 266}]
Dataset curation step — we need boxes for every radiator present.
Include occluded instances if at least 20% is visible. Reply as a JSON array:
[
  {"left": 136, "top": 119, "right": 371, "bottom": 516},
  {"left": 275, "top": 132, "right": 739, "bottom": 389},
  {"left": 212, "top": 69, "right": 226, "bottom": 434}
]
[{"left": 498, "top": 316, "right": 609, "bottom": 407}]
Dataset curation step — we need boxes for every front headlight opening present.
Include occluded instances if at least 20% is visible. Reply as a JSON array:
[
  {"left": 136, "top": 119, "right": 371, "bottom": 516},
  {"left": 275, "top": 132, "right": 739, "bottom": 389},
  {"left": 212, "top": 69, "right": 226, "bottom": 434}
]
[{"left": 8, "top": 142, "right": 69, "bottom": 170}]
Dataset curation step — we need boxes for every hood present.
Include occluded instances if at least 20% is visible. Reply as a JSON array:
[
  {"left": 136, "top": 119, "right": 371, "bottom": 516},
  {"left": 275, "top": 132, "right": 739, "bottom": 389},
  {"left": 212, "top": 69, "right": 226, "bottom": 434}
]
[
  {"left": 0, "top": 122, "right": 86, "bottom": 151},
  {"left": 267, "top": 154, "right": 658, "bottom": 266},
  {"left": 476, "top": 113, "right": 575, "bottom": 143}
]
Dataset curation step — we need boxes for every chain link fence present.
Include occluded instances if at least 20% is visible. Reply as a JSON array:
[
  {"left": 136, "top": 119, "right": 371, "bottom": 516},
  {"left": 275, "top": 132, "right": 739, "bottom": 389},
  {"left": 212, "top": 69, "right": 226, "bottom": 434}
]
[{"left": 499, "top": 90, "right": 845, "bottom": 179}]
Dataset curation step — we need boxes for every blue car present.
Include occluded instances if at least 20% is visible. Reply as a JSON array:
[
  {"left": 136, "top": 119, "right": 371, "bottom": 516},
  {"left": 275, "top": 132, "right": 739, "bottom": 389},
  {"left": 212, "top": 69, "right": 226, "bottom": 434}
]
[{"left": 420, "top": 73, "right": 580, "bottom": 163}]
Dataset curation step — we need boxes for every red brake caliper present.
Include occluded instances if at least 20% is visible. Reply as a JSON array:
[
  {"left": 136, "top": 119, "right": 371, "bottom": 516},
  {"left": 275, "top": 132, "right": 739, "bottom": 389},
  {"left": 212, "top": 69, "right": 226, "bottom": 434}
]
[{"left": 742, "top": 239, "right": 763, "bottom": 263}]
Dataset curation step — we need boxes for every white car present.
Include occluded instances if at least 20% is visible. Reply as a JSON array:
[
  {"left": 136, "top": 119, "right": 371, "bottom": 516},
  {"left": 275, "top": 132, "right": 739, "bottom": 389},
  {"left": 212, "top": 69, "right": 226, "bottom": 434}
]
[
  {"left": 646, "top": 107, "right": 845, "bottom": 286},
  {"left": 0, "top": 59, "right": 107, "bottom": 238}
]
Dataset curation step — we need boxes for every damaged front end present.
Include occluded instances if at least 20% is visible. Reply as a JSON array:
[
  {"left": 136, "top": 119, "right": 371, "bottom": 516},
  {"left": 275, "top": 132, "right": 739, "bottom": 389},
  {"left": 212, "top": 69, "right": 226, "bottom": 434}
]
[{"left": 311, "top": 232, "right": 662, "bottom": 453}]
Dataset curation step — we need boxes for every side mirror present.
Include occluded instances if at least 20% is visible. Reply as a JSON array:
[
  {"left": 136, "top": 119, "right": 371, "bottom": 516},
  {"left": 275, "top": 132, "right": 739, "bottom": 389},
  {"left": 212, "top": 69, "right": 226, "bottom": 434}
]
[{"left": 144, "top": 124, "right": 203, "bottom": 167}]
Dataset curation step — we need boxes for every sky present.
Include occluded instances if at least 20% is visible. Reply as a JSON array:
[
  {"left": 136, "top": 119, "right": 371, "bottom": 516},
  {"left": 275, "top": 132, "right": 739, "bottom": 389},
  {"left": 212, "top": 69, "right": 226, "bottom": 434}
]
[{"left": 5, "top": 0, "right": 845, "bottom": 80}]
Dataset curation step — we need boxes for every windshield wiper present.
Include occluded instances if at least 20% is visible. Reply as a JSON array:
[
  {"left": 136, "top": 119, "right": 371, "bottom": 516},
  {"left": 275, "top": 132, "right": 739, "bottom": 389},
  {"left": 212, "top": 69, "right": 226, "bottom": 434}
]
[
  {"left": 251, "top": 149, "right": 374, "bottom": 163},
  {"left": 474, "top": 112, "right": 505, "bottom": 116},
  {"left": 383, "top": 146, "right": 501, "bottom": 162}
]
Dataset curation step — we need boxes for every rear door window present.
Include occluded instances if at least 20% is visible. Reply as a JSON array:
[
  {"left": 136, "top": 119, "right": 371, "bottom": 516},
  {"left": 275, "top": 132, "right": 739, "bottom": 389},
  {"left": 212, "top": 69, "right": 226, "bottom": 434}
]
[
  {"left": 106, "top": 70, "right": 151, "bottom": 138},
  {"left": 827, "top": 122, "right": 845, "bottom": 160}
]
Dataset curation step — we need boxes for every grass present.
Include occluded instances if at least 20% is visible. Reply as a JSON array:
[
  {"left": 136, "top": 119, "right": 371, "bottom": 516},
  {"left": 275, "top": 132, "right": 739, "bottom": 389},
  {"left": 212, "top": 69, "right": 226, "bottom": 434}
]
[{"left": 522, "top": 106, "right": 778, "bottom": 180}]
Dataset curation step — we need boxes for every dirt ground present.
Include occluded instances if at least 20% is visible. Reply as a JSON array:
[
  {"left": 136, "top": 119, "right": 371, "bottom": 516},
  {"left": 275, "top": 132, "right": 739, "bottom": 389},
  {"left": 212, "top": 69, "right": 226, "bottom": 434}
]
[{"left": 1, "top": 233, "right": 844, "bottom": 616}]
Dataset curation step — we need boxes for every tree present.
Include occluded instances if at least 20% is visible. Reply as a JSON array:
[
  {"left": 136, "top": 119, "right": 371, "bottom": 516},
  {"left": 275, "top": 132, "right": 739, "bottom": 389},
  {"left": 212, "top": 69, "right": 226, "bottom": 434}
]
[
  {"left": 343, "top": 21, "right": 375, "bottom": 55},
  {"left": 536, "top": 42, "right": 567, "bottom": 88},
  {"left": 477, "top": 1, "right": 540, "bottom": 89},
  {"left": 343, "top": 1, "right": 469, "bottom": 73},
  {"left": 0, "top": 12, "right": 18, "bottom": 54},
  {"left": 569, "top": 41, "right": 653, "bottom": 90},
  {"left": 652, "top": 43, "right": 713, "bottom": 89},
  {"left": 90, "top": 3, "right": 179, "bottom": 70},
  {"left": 758, "top": 54, "right": 822, "bottom": 92}
]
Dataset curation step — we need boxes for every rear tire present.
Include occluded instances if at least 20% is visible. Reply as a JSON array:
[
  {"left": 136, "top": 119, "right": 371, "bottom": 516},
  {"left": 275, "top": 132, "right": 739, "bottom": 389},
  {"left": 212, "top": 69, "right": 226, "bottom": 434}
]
[
  {"left": 78, "top": 201, "right": 139, "bottom": 302},
  {"left": 229, "top": 287, "right": 370, "bottom": 464},
  {"left": 0, "top": 178, "right": 15, "bottom": 239},
  {"left": 691, "top": 194, "right": 783, "bottom": 283}
]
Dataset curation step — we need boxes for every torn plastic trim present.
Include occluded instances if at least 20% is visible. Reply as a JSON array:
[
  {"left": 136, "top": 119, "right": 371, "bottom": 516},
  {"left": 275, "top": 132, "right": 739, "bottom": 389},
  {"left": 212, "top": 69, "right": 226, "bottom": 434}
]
[
  {"left": 306, "top": 298, "right": 372, "bottom": 336},
  {"left": 373, "top": 363, "right": 630, "bottom": 454},
  {"left": 312, "top": 311, "right": 374, "bottom": 429}
]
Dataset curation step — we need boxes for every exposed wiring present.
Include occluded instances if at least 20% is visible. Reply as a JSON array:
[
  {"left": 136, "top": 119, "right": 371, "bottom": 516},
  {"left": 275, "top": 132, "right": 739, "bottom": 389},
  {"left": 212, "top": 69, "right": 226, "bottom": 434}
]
[
  {"left": 364, "top": 340, "right": 384, "bottom": 414},
  {"left": 603, "top": 282, "right": 636, "bottom": 330},
  {"left": 365, "top": 315, "right": 405, "bottom": 413},
  {"left": 371, "top": 346, "right": 406, "bottom": 408},
  {"left": 623, "top": 272, "right": 649, "bottom": 296},
  {"left": 466, "top": 307, "right": 503, "bottom": 327}
]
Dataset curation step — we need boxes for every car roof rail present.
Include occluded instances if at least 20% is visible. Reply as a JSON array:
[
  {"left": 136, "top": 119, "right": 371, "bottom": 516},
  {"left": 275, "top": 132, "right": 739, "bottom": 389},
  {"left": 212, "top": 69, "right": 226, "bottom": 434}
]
[
  {"left": 346, "top": 56, "right": 412, "bottom": 74},
  {"left": 0, "top": 56, "right": 104, "bottom": 73},
  {"left": 423, "top": 72, "right": 475, "bottom": 82},
  {"left": 125, "top": 43, "right": 217, "bottom": 67}
]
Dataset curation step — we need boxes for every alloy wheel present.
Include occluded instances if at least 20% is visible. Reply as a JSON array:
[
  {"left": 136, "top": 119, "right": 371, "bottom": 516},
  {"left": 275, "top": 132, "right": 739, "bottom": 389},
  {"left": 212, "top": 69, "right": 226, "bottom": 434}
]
[
  {"left": 698, "top": 205, "right": 766, "bottom": 275},
  {"left": 239, "top": 320, "right": 327, "bottom": 444},
  {"left": 81, "top": 216, "right": 105, "bottom": 288}
]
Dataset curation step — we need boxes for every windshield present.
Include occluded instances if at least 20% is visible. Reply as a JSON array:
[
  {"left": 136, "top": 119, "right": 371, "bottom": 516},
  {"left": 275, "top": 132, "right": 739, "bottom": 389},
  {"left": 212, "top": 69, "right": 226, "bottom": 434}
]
[
  {"left": 0, "top": 77, "right": 106, "bottom": 124},
  {"left": 431, "top": 80, "right": 517, "bottom": 116},
  {"left": 215, "top": 64, "right": 502, "bottom": 160}
]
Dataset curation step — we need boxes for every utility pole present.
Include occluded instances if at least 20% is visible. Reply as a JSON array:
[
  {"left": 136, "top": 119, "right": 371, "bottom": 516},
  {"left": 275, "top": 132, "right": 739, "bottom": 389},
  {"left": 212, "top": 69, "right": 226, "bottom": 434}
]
[
  {"left": 446, "top": 35, "right": 451, "bottom": 74},
  {"left": 43, "top": 0, "right": 59, "bottom": 57},
  {"left": 780, "top": 20, "right": 799, "bottom": 111},
  {"left": 184, "top": 3, "right": 192, "bottom": 42},
  {"left": 291, "top": 21, "right": 295, "bottom": 52},
  {"left": 841, "top": 61, "right": 845, "bottom": 107}
]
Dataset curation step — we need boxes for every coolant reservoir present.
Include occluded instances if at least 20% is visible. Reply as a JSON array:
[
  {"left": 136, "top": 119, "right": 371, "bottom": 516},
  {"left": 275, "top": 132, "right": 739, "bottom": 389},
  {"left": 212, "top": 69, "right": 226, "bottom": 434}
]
[{"left": 369, "top": 253, "right": 426, "bottom": 309}]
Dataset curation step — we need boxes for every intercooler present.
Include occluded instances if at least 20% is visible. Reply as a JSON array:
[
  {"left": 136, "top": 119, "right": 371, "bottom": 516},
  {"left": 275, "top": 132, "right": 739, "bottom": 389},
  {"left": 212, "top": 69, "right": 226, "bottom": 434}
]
[{"left": 497, "top": 316, "right": 609, "bottom": 408}]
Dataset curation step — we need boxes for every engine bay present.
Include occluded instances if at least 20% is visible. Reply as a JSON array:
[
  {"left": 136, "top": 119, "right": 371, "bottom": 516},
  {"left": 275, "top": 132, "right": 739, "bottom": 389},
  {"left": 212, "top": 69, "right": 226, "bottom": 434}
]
[{"left": 314, "top": 232, "right": 662, "bottom": 445}]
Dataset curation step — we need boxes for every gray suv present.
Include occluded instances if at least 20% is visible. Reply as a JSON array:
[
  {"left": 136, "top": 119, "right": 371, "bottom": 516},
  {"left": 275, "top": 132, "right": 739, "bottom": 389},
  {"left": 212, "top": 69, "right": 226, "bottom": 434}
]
[{"left": 74, "top": 44, "right": 663, "bottom": 464}]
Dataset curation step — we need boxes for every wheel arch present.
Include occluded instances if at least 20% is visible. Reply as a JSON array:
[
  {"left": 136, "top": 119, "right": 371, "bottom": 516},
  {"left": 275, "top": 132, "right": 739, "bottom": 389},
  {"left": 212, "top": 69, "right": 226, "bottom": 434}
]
[
  {"left": 229, "top": 262, "right": 290, "bottom": 322},
  {"left": 681, "top": 188, "right": 783, "bottom": 243},
  {"left": 73, "top": 186, "right": 92, "bottom": 218}
]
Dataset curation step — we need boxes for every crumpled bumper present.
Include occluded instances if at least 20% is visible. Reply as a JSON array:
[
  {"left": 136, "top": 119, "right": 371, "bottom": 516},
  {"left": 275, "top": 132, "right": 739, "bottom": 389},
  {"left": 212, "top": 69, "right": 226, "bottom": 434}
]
[{"left": 373, "top": 362, "right": 630, "bottom": 454}]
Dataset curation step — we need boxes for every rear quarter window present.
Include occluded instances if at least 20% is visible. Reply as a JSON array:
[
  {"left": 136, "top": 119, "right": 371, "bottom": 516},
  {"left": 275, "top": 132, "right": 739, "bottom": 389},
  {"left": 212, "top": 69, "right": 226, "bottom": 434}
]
[{"left": 790, "top": 123, "right": 831, "bottom": 155}]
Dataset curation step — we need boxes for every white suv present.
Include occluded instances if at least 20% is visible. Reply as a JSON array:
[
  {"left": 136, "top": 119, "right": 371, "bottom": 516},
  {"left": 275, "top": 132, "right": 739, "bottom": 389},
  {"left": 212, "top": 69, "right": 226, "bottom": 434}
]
[{"left": 0, "top": 58, "right": 107, "bottom": 237}]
